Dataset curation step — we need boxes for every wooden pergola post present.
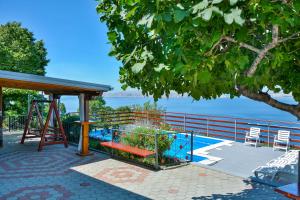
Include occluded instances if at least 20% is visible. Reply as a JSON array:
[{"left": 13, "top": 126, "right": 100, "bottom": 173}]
[{"left": 77, "top": 93, "right": 93, "bottom": 156}]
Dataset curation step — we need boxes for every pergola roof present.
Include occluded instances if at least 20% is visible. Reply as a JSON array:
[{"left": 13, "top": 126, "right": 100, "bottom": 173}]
[{"left": 0, "top": 70, "right": 113, "bottom": 96}]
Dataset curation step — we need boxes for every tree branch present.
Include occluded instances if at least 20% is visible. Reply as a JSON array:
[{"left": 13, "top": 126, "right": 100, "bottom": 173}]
[
  {"left": 272, "top": 24, "right": 279, "bottom": 43},
  {"left": 245, "top": 25, "right": 279, "bottom": 77},
  {"left": 207, "top": 26, "right": 300, "bottom": 77},
  {"left": 238, "top": 86, "right": 300, "bottom": 119},
  {"left": 246, "top": 26, "right": 300, "bottom": 77},
  {"left": 206, "top": 36, "right": 260, "bottom": 56},
  {"left": 271, "top": 0, "right": 290, "bottom": 4},
  {"left": 278, "top": 31, "right": 300, "bottom": 43},
  {"left": 223, "top": 36, "right": 261, "bottom": 53}
]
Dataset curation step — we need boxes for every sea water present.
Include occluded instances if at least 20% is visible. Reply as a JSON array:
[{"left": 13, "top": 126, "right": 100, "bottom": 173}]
[{"left": 60, "top": 96, "right": 297, "bottom": 122}]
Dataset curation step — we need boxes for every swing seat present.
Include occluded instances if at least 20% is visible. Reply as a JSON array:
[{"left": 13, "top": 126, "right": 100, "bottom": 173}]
[
  {"left": 100, "top": 141, "right": 155, "bottom": 158},
  {"left": 28, "top": 128, "right": 42, "bottom": 135}
]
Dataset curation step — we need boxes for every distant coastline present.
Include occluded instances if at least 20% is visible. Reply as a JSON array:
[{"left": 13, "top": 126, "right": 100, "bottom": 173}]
[
  {"left": 103, "top": 90, "right": 292, "bottom": 99},
  {"left": 103, "top": 90, "right": 188, "bottom": 98}
]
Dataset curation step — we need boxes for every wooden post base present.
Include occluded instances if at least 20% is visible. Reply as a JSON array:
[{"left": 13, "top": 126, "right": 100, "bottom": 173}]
[
  {"left": 76, "top": 121, "right": 95, "bottom": 156},
  {"left": 76, "top": 152, "right": 94, "bottom": 156}
]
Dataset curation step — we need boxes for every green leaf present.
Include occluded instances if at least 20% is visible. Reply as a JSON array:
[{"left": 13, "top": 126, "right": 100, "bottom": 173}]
[
  {"left": 224, "top": 8, "right": 245, "bottom": 26},
  {"left": 121, "top": 84, "right": 128, "bottom": 90},
  {"left": 295, "top": 2, "right": 300, "bottom": 12},
  {"left": 196, "top": 6, "right": 223, "bottom": 21},
  {"left": 154, "top": 63, "right": 170, "bottom": 72},
  {"left": 162, "top": 13, "right": 172, "bottom": 22},
  {"left": 230, "top": 0, "right": 238, "bottom": 5},
  {"left": 236, "top": 28, "right": 247, "bottom": 41},
  {"left": 211, "top": 6, "right": 223, "bottom": 15},
  {"left": 174, "top": 9, "right": 187, "bottom": 23},
  {"left": 132, "top": 61, "right": 146, "bottom": 73},
  {"left": 141, "top": 47, "right": 154, "bottom": 61},
  {"left": 192, "top": 0, "right": 209, "bottom": 14},
  {"left": 198, "top": 70, "right": 211, "bottom": 83},
  {"left": 173, "top": 62, "right": 184, "bottom": 74},
  {"left": 200, "top": 8, "right": 213, "bottom": 21},
  {"left": 238, "top": 55, "right": 249, "bottom": 69},
  {"left": 156, "top": 0, "right": 160, "bottom": 9},
  {"left": 138, "top": 14, "right": 154, "bottom": 28},
  {"left": 191, "top": 88, "right": 201, "bottom": 100},
  {"left": 107, "top": 31, "right": 117, "bottom": 41},
  {"left": 176, "top": 3, "right": 184, "bottom": 10},
  {"left": 126, "top": 7, "right": 138, "bottom": 19},
  {"left": 224, "top": 13, "right": 234, "bottom": 24},
  {"left": 225, "top": 60, "right": 231, "bottom": 68},
  {"left": 212, "top": 0, "right": 223, "bottom": 4}
]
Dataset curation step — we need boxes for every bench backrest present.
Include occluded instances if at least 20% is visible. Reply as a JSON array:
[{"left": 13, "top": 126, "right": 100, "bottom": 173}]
[
  {"left": 250, "top": 127, "right": 261, "bottom": 137},
  {"left": 278, "top": 130, "right": 290, "bottom": 141}
]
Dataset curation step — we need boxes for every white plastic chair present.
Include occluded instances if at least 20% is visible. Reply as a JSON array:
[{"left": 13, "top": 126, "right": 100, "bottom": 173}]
[
  {"left": 273, "top": 130, "right": 290, "bottom": 152},
  {"left": 245, "top": 127, "right": 261, "bottom": 147}
]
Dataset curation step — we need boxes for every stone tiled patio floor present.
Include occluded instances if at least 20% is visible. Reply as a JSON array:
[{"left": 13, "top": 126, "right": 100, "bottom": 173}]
[{"left": 0, "top": 132, "right": 288, "bottom": 200}]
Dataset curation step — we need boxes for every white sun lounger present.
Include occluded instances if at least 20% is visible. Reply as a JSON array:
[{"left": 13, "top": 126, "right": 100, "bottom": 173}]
[{"left": 252, "top": 150, "right": 299, "bottom": 186}]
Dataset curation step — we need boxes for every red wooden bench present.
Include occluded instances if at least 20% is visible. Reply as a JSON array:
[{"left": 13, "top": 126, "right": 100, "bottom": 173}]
[{"left": 100, "top": 141, "right": 155, "bottom": 158}]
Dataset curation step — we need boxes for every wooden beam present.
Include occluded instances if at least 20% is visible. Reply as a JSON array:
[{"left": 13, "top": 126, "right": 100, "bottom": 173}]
[
  {"left": 44, "top": 91, "right": 101, "bottom": 96},
  {"left": 0, "top": 78, "right": 102, "bottom": 96}
]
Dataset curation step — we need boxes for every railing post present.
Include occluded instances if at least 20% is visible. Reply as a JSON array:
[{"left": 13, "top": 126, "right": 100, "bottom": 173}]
[
  {"left": 191, "top": 131, "right": 194, "bottom": 162},
  {"left": 111, "top": 130, "right": 114, "bottom": 156},
  {"left": 8, "top": 116, "right": 11, "bottom": 132},
  {"left": 164, "top": 111, "right": 166, "bottom": 124},
  {"left": 154, "top": 132, "right": 159, "bottom": 169},
  {"left": 234, "top": 119, "right": 237, "bottom": 141},
  {"left": 206, "top": 119, "right": 209, "bottom": 136},
  {"left": 184, "top": 113, "right": 186, "bottom": 131},
  {"left": 267, "top": 121, "right": 270, "bottom": 147},
  {"left": 23, "top": 116, "right": 26, "bottom": 130},
  {"left": 147, "top": 111, "right": 149, "bottom": 126}
]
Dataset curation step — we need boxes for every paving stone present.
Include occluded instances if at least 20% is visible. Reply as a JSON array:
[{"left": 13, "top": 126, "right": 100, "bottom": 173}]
[{"left": 0, "top": 132, "right": 288, "bottom": 200}]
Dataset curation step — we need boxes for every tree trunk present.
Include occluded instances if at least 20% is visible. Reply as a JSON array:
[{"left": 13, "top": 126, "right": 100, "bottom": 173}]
[{"left": 238, "top": 86, "right": 300, "bottom": 120}]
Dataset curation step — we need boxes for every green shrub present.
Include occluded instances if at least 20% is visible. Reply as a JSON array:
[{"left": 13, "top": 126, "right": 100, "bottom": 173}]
[
  {"left": 121, "top": 126, "right": 173, "bottom": 162},
  {"left": 115, "top": 106, "right": 131, "bottom": 112},
  {"left": 62, "top": 113, "right": 80, "bottom": 123},
  {"left": 159, "top": 123, "right": 172, "bottom": 131}
]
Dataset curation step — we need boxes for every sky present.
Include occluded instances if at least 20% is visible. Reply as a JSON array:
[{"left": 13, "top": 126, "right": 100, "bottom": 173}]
[{"left": 0, "top": 0, "right": 121, "bottom": 91}]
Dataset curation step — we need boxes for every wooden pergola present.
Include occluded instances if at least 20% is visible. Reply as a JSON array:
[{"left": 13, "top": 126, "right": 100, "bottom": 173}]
[{"left": 0, "top": 70, "right": 112, "bottom": 155}]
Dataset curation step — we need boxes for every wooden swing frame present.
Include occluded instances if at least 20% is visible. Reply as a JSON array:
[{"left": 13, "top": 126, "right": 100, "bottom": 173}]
[{"left": 21, "top": 99, "right": 68, "bottom": 151}]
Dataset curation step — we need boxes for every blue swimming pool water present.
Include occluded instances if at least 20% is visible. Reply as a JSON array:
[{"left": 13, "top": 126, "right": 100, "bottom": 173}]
[
  {"left": 89, "top": 130, "right": 223, "bottom": 162},
  {"left": 89, "top": 129, "right": 113, "bottom": 141},
  {"left": 164, "top": 133, "right": 223, "bottom": 162}
]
